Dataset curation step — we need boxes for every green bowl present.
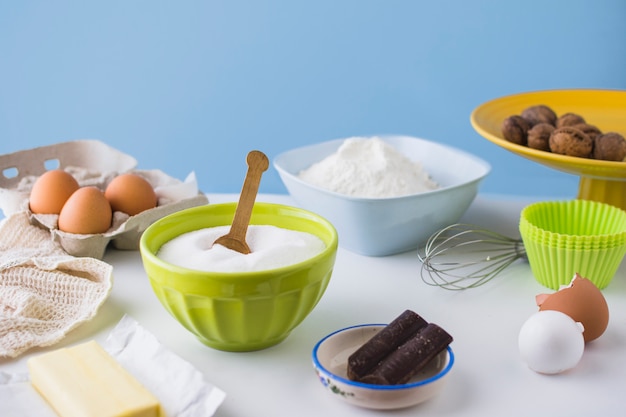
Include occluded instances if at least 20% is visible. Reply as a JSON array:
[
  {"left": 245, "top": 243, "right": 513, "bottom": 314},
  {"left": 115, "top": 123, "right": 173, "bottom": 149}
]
[
  {"left": 140, "top": 202, "right": 338, "bottom": 351},
  {"left": 519, "top": 199, "right": 626, "bottom": 289}
]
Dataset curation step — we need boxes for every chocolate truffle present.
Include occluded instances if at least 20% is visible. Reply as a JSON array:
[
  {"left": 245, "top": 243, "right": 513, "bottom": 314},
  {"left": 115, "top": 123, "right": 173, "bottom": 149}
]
[
  {"left": 527, "top": 123, "right": 555, "bottom": 151},
  {"left": 549, "top": 127, "right": 593, "bottom": 158},
  {"left": 521, "top": 105, "right": 557, "bottom": 127},
  {"left": 593, "top": 132, "right": 626, "bottom": 161},
  {"left": 556, "top": 112, "right": 586, "bottom": 128},
  {"left": 501, "top": 115, "right": 530, "bottom": 145}
]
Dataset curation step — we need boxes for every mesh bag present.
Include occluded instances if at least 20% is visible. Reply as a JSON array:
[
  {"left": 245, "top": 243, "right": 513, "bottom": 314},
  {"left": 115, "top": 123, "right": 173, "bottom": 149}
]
[{"left": 0, "top": 212, "right": 112, "bottom": 358}]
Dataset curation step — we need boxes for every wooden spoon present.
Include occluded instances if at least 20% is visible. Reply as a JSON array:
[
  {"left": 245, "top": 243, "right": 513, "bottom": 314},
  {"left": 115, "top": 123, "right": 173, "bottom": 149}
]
[{"left": 214, "top": 150, "right": 269, "bottom": 254}]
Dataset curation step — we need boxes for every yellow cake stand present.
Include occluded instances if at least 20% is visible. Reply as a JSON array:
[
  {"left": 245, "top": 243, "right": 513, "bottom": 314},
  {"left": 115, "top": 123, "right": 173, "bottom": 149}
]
[{"left": 471, "top": 89, "right": 626, "bottom": 210}]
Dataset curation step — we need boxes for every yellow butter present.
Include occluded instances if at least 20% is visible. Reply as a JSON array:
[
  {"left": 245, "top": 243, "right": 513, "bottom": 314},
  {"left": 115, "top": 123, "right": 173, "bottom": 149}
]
[{"left": 28, "top": 340, "right": 162, "bottom": 417}]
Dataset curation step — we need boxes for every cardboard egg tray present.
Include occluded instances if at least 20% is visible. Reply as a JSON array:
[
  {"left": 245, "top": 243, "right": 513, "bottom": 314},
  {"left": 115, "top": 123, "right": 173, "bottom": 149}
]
[{"left": 0, "top": 139, "right": 209, "bottom": 259}]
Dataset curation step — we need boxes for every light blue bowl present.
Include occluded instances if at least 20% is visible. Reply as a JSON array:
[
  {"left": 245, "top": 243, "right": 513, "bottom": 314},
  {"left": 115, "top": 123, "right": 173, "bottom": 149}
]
[{"left": 274, "top": 135, "right": 490, "bottom": 256}]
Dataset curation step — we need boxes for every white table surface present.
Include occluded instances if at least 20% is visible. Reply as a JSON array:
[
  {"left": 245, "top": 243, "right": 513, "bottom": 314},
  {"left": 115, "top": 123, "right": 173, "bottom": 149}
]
[{"left": 2, "top": 193, "right": 626, "bottom": 417}]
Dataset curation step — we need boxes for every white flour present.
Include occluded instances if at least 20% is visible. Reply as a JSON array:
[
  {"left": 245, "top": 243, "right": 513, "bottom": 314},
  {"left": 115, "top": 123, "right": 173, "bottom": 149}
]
[
  {"left": 298, "top": 137, "right": 439, "bottom": 198},
  {"left": 157, "top": 225, "right": 325, "bottom": 272}
]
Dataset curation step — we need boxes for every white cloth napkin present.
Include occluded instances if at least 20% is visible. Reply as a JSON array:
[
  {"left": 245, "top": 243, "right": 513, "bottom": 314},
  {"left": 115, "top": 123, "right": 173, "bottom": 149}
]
[{"left": 0, "top": 212, "right": 113, "bottom": 358}]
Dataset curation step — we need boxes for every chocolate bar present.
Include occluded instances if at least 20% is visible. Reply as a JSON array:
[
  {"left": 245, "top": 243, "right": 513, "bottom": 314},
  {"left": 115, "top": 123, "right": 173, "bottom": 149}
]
[
  {"left": 347, "top": 310, "right": 428, "bottom": 381},
  {"left": 360, "top": 323, "right": 453, "bottom": 385}
]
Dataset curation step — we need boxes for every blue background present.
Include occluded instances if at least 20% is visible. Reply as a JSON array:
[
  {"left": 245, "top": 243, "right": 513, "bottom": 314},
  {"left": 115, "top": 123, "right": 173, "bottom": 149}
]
[{"left": 1, "top": 1, "right": 625, "bottom": 198}]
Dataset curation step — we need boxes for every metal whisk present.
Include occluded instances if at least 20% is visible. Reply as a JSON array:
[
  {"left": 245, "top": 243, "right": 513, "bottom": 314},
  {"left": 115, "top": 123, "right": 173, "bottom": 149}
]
[{"left": 417, "top": 223, "right": 526, "bottom": 290}]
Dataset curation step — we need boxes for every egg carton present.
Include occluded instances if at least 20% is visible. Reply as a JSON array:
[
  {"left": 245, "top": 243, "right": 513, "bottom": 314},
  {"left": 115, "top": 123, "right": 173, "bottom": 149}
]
[{"left": 0, "top": 139, "right": 209, "bottom": 259}]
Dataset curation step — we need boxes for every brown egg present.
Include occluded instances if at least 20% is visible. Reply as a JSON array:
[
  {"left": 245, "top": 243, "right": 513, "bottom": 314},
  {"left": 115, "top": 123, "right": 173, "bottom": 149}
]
[
  {"left": 104, "top": 173, "right": 157, "bottom": 216},
  {"left": 58, "top": 187, "right": 112, "bottom": 234},
  {"left": 536, "top": 273, "right": 609, "bottom": 343},
  {"left": 29, "top": 169, "right": 80, "bottom": 214}
]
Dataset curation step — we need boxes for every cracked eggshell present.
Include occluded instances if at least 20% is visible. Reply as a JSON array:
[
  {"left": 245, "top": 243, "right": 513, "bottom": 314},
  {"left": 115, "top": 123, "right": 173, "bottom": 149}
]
[{"left": 536, "top": 273, "right": 609, "bottom": 343}]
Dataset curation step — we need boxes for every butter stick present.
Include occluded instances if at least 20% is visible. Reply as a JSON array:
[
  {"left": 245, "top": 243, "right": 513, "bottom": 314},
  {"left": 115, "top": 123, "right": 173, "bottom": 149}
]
[
  {"left": 347, "top": 310, "right": 428, "bottom": 381},
  {"left": 28, "top": 340, "right": 162, "bottom": 417}
]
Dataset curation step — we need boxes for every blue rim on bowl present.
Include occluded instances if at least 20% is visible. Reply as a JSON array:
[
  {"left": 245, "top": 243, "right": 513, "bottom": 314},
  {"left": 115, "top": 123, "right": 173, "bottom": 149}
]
[
  {"left": 312, "top": 324, "right": 455, "bottom": 390},
  {"left": 312, "top": 323, "right": 454, "bottom": 409}
]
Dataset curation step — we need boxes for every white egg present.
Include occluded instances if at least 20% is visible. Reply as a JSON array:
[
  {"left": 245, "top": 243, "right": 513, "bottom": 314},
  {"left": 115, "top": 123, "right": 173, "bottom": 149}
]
[{"left": 518, "top": 310, "right": 585, "bottom": 374}]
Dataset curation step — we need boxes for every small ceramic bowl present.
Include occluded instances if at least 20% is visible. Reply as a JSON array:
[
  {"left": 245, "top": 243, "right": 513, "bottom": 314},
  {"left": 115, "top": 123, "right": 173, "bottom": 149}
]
[
  {"left": 312, "top": 324, "right": 454, "bottom": 410},
  {"left": 274, "top": 135, "right": 490, "bottom": 256},
  {"left": 140, "top": 202, "right": 338, "bottom": 352},
  {"left": 519, "top": 199, "right": 626, "bottom": 289}
]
